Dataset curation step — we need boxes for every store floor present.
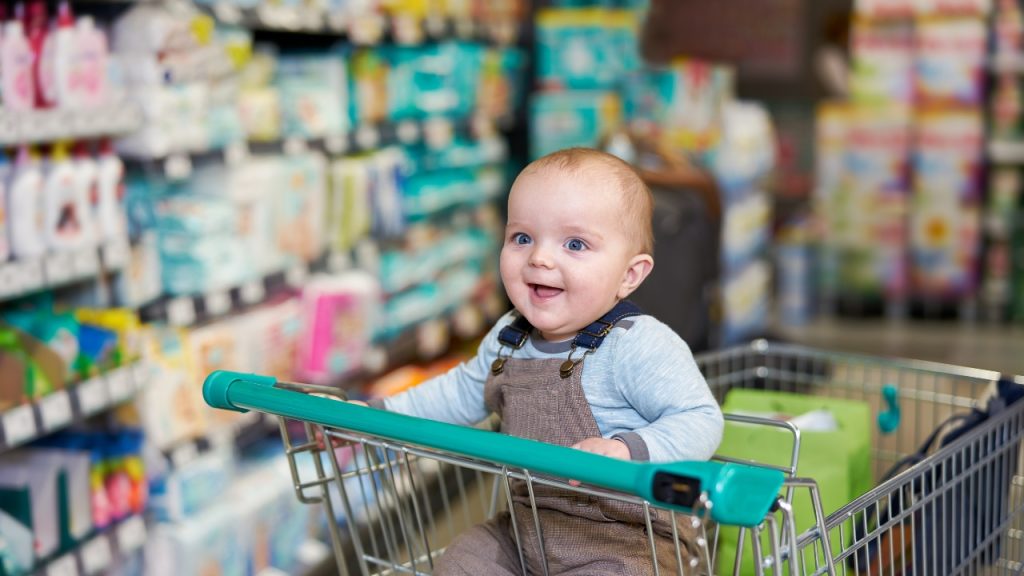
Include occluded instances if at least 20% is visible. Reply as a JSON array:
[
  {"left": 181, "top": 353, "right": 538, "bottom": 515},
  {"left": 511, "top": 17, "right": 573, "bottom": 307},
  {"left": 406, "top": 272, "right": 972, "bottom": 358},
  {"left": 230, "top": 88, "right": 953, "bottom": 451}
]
[{"left": 772, "top": 317, "right": 1024, "bottom": 377}]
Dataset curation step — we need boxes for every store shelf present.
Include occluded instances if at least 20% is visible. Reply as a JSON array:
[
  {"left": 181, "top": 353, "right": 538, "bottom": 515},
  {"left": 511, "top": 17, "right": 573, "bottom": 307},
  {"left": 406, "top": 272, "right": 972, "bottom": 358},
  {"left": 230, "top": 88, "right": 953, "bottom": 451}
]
[
  {"left": 989, "top": 139, "right": 1024, "bottom": 164},
  {"left": 33, "top": 514, "right": 147, "bottom": 576},
  {"left": 0, "top": 239, "right": 132, "bottom": 304},
  {"left": 160, "top": 410, "right": 273, "bottom": 472},
  {"left": 0, "top": 361, "right": 150, "bottom": 452},
  {"left": 137, "top": 259, "right": 312, "bottom": 327},
  {"left": 989, "top": 53, "right": 1024, "bottom": 74},
  {"left": 205, "top": 3, "right": 514, "bottom": 46},
  {"left": 134, "top": 115, "right": 494, "bottom": 180},
  {"left": 0, "top": 104, "right": 143, "bottom": 147},
  {"left": 772, "top": 317, "right": 1024, "bottom": 376}
]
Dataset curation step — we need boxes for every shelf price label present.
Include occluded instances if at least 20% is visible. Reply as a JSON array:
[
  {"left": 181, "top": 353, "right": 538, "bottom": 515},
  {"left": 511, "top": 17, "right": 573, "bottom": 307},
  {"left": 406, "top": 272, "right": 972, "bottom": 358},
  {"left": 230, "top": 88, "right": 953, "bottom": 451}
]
[
  {"left": 20, "top": 259, "right": 45, "bottom": 293},
  {"left": 396, "top": 121, "right": 420, "bottom": 144},
  {"left": 116, "top": 516, "right": 148, "bottom": 554},
  {"left": 77, "top": 376, "right": 110, "bottom": 416},
  {"left": 240, "top": 280, "right": 266, "bottom": 305},
  {"left": 45, "top": 252, "right": 76, "bottom": 285},
  {"left": 0, "top": 112, "right": 18, "bottom": 144},
  {"left": 224, "top": 140, "right": 249, "bottom": 165},
  {"left": 81, "top": 535, "right": 113, "bottom": 575},
  {"left": 324, "top": 133, "right": 348, "bottom": 155},
  {"left": 355, "top": 124, "right": 381, "bottom": 150},
  {"left": 453, "top": 304, "right": 484, "bottom": 339},
  {"left": 46, "top": 554, "right": 79, "bottom": 576},
  {"left": 102, "top": 239, "right": 131, "bottom": 270},
  {"left": 214, "top": 0, "right": 243, "bottom": 24},
  {"left": 132, "top": 362, "right": 152, "bottom": 387},
  {"left": 204, "top": 290, "right": 232, "bottom": 317},
  {"left": 167, "top": 297, "right": 197, "bottom": 327},
  {"left": 286, "top": 263, "right": 308, "bottom": 288},
  {"left": 39, "top": 390, "right": 73, "bottom": 432},
  {"left": 416, "top": 318, "right": 449, "bottom": 359},
  {"left": 171, "top": 441, "right": 199, "bottom": 469},
  {"left": 107, "top": 367, "right": 136, "bottom": 404},
  {"left": 164, "top": 154, "right": 193, "bottom": 181},
  {"left": 2, "top": 404, "right": 36, "bottom": 447},
  {"left": 283, "top": 137, "right": 309, "bottom": 156},
  {"left": 0, "top": 262, "right": 24, "bottom": 299},
  {"left": 425, "top": 15, "right": 447, "bottom": 38},
  {"left": 297, "top": 539, "right": 332, "bottom": 567},
  {"left": 73, "top": 248, "right": 101, "bottom": 278},
  {"left": 424, "top": 118, "right": 454, "bottom": 150}
]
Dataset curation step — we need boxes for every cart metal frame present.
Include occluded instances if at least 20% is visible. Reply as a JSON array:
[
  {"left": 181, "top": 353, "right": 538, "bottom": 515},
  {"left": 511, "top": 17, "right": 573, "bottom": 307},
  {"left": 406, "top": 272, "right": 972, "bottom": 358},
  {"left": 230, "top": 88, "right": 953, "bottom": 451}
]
[{"left": 203, "top": 340, "right": 1024, "bottom": 575}]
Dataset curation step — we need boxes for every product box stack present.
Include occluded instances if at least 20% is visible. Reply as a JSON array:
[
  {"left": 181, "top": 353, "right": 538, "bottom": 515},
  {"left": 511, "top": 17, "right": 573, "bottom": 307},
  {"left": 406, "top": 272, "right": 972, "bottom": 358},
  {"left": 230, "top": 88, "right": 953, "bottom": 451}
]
[
  {"left": 816, "top": 0, "right": 989, "bottom": 317},
  {"left": 987, "top": 0, "right": 1024, "bottom": 323},
  {"left": 531, "top": 0, "right": 777, "bottom": 345}
]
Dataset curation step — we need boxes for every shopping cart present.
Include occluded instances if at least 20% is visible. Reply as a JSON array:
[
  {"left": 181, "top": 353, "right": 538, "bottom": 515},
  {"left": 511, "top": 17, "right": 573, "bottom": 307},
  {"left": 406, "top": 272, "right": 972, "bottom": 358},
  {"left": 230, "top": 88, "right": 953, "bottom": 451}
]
[
  {"left": 203, "top": 371, "right": 791, "bottom": 575},
  {"left": 202, "top": 340, "right": 1024, "bottom": 575},
  {"left": 699, "top": 340, "right": 1024, "bottom": 576}
]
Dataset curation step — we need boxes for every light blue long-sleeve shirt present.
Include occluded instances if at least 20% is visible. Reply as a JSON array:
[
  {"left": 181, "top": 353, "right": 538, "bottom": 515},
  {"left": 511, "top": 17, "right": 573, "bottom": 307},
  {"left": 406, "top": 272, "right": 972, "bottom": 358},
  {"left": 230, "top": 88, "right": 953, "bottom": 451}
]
[{"left": 378, "top": 311, "right": 723, "bottom": 463}]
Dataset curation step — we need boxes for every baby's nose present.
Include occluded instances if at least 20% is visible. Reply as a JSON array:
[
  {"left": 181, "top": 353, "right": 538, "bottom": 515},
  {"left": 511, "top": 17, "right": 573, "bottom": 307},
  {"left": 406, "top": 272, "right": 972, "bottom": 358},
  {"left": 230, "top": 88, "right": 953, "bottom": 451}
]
[{"left": 528, "top": 245, "right": 554, "bottom": 268}]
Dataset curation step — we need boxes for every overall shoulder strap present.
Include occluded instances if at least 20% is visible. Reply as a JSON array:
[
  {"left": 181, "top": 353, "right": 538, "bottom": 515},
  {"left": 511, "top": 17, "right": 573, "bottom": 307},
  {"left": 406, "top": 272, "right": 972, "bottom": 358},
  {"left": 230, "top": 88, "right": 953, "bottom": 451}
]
[
  {"left": 573, "top": 300, "right": 644, "bottom": 351},
  {"left": 497, "top": 313, "right": 533, "bottom": 349},
  {"left": 497, "top": 300, "right": 644, "bottom": 351}
]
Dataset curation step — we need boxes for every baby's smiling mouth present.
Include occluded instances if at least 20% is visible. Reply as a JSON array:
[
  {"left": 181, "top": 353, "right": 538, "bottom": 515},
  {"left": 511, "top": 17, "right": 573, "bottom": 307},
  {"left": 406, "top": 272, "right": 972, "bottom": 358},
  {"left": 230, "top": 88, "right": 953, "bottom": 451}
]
[{"left": 530, "top": 283, "right": 563, "bottom": 298}]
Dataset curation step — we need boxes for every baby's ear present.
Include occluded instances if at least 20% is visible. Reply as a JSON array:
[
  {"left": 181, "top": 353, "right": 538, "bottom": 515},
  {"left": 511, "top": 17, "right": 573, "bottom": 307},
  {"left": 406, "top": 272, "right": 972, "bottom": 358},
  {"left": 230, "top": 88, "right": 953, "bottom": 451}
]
[{"left": 618, "top": 254, "right": 654, "bottom": 299}]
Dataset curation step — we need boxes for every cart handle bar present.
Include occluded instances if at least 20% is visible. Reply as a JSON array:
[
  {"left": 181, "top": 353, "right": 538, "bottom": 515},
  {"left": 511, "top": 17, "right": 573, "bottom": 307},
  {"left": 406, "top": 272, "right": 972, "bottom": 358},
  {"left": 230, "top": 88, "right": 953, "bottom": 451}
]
[{"left": 204, "top": 370, "right": 784, "bottom": 527}]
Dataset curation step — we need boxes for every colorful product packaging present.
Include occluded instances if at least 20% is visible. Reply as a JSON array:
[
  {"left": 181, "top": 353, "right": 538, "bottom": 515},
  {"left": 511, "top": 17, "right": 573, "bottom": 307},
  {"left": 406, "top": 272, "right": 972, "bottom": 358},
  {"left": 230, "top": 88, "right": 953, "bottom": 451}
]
[
  {"left": 914, "top": 16, "right": 987, "bottom": 106},
  {"left": 909, "top": 109, "right": 984, "bottom": 298},
  {"left": 816, "top": 102, "right": 912, "bottom": 300},
  {"left": 849, "top": 20, "right": 914, "bottom": 105}
]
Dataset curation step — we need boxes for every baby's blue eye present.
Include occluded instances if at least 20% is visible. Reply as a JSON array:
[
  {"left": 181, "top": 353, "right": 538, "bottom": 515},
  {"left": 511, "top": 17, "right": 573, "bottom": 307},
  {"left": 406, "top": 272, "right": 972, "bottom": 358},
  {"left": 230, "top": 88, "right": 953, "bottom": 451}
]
[
  {"left": 511, "top": 233, "right": 531, "bottom": 245},
  {"left": 564, "top": 238, "right": 586, "bottom": 251}
]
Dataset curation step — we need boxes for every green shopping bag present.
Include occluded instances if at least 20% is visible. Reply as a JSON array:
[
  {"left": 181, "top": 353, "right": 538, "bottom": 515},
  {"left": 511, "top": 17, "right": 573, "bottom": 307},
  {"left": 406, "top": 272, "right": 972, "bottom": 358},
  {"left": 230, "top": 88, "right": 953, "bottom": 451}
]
[{"left": 716, "top": 389, "right": 872, "bottom": 575}]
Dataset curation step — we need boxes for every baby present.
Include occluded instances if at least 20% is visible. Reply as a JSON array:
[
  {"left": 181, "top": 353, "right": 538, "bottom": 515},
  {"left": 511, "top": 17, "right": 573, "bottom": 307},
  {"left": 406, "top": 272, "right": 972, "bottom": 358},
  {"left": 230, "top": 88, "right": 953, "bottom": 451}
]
[{"left": 369, "top": 147, "right": 723, "bottom": 575}]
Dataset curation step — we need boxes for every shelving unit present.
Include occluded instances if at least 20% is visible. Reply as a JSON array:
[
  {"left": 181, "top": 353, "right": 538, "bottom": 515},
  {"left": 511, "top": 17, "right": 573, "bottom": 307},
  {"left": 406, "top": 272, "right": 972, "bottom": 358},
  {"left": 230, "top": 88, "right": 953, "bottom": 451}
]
[
  {"left": 988, "top": 139, "right": 1024, "bottom": 164},
  {"left": 0, "top": 105, "right": 143, "bottom": 147},
  {"left": 201, "top": 2, "right": 519, "bottom": 47},
  {"left": 140, "top": 114, "right": 498, "bottom": 183},
  {"left": 0, "top": 0, "right": 526, "bottom": 573},
  {"left": 136, "top": 259, "right": 311, "bottom": 327},
  {"left": 32, "top": 515, "right": 147, "bottom": 576},
  {"left": 0, "top": 239, "right": 131, "bottom": 303},
  {"left": 0, "top": 362, "right": 150, "bottom": 450}
]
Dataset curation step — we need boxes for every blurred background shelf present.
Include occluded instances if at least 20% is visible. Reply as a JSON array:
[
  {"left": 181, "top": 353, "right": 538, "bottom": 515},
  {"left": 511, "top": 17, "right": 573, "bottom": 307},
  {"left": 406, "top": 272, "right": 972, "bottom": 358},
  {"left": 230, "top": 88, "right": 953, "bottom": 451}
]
[{"left": 773, "top": 318, "right": 1024, "bottom": 376}]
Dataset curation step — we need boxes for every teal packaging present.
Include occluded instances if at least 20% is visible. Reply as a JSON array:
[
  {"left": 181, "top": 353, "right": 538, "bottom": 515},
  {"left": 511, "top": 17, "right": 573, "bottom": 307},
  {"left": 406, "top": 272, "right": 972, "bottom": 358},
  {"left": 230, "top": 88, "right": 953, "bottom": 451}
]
[
  {"left": 276, "top": 53, "right": 348, "bottom": 138},
  {"left": 536, "top": 9, "right": 638, "bottom": 90},
  {"left": 530, "top": 90, "right": 622, "bottom": 158}
]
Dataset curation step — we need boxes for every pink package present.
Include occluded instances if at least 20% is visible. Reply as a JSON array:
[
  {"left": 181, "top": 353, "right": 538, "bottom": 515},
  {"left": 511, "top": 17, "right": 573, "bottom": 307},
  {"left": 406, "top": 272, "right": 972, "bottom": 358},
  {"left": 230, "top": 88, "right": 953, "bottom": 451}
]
[{"left": 296, "top": 272, "right": 380, "bottom": 384}]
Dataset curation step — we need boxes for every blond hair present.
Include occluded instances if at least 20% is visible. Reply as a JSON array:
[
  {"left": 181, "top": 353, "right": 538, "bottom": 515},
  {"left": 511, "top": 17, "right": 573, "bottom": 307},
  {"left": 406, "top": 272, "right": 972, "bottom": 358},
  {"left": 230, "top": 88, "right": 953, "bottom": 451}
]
[{"left": 520, "top": 148, "right": 654, "bottom": 255}]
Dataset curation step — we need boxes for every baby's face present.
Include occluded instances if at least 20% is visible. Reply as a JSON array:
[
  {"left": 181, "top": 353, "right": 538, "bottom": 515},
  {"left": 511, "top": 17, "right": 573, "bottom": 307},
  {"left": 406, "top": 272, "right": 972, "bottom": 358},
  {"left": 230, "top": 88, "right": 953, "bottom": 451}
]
[{"left": 500, "top": 166, "right": 641, "bottom": 342}]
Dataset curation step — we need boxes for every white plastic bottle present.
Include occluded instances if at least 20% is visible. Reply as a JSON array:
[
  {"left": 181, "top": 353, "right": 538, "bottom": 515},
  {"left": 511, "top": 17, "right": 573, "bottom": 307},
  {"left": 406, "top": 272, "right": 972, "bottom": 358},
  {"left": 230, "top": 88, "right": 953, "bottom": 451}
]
[
  {"left": 8, "top": 147, "right": 47, "bottom": 259},
  {"left": 0, "top": 152, "right": 11, "bottom": 261},
  {"left": 43, "top": 142, "right": 89, "bottom": 252},
  {"left": 1, "top": 19, "right": 36, "bottom": 111},
  {"left": 39, "top": 0, "right": 76, "bottom": 109},
  {"left": 94, "top": 140, "right": 125, "bottom": 242},
  {"left": 73, "top": 15, "right": 108, "bottom": 108},
  {"left": 71, "top": 142, "right": 97, "bottom": 246}
]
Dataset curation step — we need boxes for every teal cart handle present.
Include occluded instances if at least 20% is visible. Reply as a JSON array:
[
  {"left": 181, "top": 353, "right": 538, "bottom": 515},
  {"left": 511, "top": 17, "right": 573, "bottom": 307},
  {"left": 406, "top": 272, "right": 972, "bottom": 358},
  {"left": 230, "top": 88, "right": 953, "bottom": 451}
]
[{"left": 204, "top": 370, "right": 783, "bottom": 527}]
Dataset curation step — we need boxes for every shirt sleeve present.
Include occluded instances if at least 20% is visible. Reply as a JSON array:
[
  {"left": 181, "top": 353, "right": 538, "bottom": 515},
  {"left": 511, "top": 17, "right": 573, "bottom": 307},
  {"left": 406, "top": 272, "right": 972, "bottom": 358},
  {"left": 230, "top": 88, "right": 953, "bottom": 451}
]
[
  {"left": 378, "top": 312, "right": 514, "bottom": 426},
  {"left": 610, "top": 317, "right": 723, "bottom": 462}
]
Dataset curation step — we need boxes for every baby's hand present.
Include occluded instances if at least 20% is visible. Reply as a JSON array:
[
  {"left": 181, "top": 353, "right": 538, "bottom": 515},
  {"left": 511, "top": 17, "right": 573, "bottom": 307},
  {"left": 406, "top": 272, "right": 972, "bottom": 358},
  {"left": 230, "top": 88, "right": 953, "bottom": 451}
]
[{"left": 571, "top": 437, "right": 629, "bottom": 460}]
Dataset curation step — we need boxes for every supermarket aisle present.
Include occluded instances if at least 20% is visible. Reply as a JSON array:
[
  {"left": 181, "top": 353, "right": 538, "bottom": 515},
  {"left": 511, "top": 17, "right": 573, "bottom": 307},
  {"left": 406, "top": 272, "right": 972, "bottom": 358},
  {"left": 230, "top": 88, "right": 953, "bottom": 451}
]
[{"left": 775, "top": 319, "right": 1024, "bottom": 376}]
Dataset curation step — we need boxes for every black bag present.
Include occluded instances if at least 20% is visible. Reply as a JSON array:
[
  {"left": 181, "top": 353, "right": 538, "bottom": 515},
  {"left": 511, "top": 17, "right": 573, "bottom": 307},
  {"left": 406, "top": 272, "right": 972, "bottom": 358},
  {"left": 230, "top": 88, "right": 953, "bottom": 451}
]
[
  {"left": 630, "top": 183, "right": 720, "bottom": 352},
  {"left": 607, "top": 133, "right": 722, "bottom": 353},
  {"left": 850, "top": 376, "right": 1024, "bottom": 575}
]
